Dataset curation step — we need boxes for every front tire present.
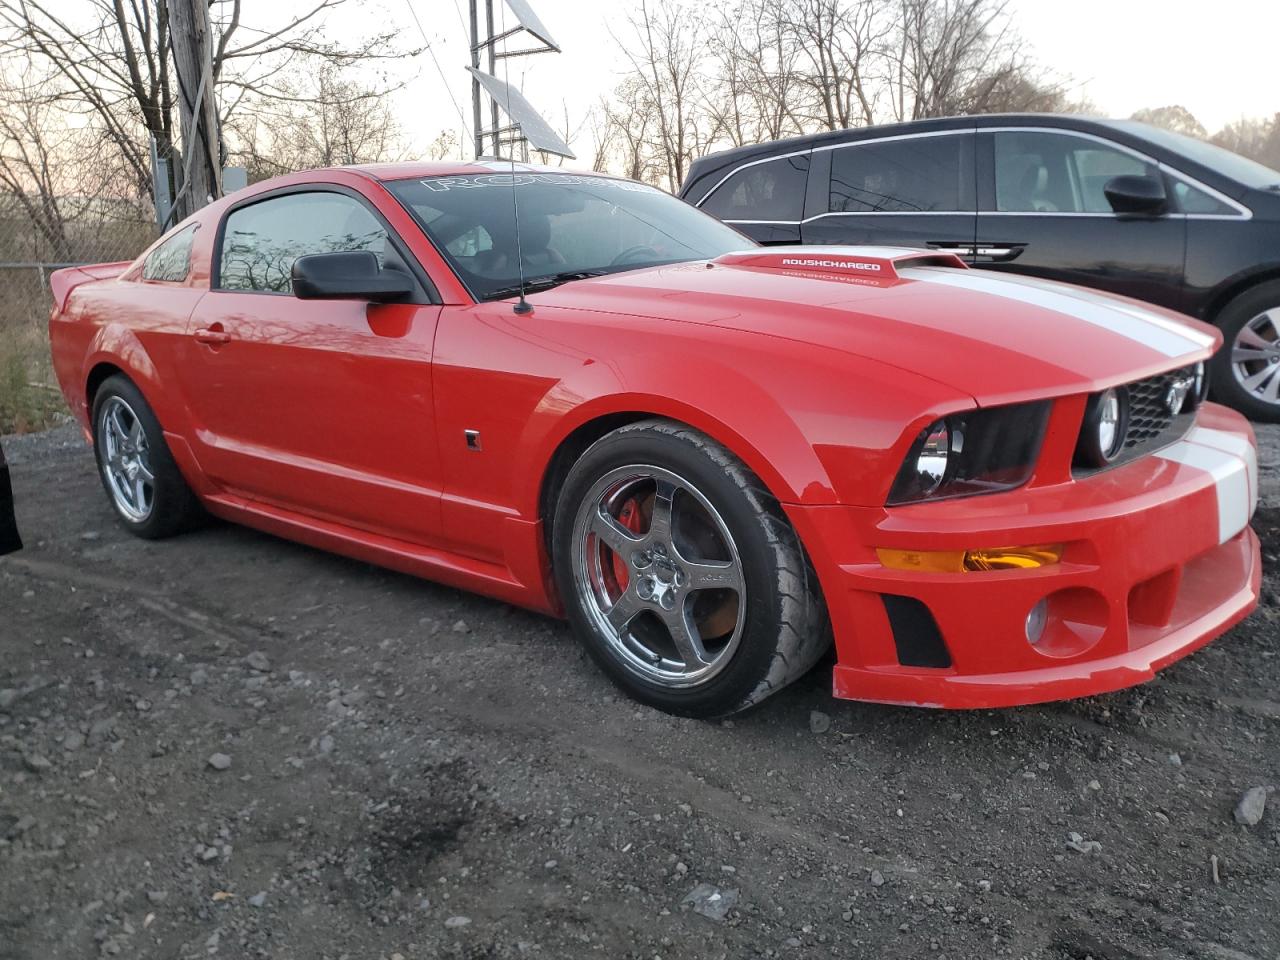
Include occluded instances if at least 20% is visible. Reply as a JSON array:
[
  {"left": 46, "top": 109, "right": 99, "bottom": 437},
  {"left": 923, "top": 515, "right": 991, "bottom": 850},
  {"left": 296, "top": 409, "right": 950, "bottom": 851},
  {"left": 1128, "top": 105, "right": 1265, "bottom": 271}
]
[
  {"left": 552, "top": 419, "right": 830, "bottom": 718},
  {"left": 91, "top": 375, "right": 203, "bottom": 539},
  {"left": 1209, "top": 281, "right": 1280, "bottom": 422}
]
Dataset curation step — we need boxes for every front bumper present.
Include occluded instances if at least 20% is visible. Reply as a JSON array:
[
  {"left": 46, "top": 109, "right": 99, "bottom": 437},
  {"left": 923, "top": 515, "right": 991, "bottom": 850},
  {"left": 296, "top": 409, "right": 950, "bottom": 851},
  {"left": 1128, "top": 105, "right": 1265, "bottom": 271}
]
[{"left": 788, "top": 404, "right": 1262, "bottom": 709}]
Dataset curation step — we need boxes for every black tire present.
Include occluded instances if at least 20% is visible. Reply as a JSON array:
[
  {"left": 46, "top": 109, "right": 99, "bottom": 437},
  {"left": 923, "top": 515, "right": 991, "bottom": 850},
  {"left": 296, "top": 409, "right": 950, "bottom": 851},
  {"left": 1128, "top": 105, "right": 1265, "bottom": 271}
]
[
  {"left": 1208, "top": 280, "right": 1280, "bottom": 422},
  {"left": 552, "top": 419, "right": 830, "bottom": 718},
  {"left": 91, "top": 375, "right": 204, "bottom": 539}
]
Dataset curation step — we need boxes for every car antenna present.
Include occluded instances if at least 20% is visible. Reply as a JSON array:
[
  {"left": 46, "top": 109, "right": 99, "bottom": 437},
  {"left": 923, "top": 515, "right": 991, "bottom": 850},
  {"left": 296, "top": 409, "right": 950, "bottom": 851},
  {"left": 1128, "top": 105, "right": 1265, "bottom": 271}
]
[{"left": 498, "top": 6, "right": 533, "bottom": 316}]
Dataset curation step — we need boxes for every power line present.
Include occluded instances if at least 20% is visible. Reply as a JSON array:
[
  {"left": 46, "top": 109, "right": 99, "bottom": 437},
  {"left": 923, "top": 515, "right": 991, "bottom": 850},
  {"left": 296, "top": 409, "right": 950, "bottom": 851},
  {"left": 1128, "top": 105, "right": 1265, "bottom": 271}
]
[{"left": 401, "top": 0, "right": 471, "bottom": 148}]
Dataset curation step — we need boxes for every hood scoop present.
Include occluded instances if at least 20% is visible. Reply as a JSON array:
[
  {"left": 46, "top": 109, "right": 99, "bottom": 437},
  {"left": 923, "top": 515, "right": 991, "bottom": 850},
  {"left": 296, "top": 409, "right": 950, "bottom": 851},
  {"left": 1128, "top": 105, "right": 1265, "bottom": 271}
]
[{"left": 714, "top": 245, "right": 967, "bottom": 282}]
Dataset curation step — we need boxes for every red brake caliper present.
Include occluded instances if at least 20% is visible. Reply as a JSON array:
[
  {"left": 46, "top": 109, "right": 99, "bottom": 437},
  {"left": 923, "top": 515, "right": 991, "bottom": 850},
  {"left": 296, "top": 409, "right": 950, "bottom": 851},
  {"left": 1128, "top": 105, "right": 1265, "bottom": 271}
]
[{"left": 609, "top": 497, "right": 645, "bottom": 591}]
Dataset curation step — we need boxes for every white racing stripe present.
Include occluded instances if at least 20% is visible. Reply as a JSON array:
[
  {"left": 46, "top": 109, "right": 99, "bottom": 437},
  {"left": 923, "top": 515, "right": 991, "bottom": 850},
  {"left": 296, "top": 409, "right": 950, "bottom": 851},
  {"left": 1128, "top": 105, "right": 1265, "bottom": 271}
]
[
  {"left": 1156, "top": 430, "right": 1258, "bottom": 544},
  {"left": 898, "top": 267, "right": 1209, "bottom": 358}
]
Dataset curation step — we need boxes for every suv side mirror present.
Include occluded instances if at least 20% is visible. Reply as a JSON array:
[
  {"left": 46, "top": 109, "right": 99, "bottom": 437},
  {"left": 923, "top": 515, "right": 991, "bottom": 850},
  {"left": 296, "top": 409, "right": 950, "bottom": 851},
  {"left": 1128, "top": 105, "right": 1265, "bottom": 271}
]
[
  {"left": 291, "top": 251, "right": 414, "bottom": 302},
  {"left": 1103, "top": 175, "right": 1167, "bottom": 216}
]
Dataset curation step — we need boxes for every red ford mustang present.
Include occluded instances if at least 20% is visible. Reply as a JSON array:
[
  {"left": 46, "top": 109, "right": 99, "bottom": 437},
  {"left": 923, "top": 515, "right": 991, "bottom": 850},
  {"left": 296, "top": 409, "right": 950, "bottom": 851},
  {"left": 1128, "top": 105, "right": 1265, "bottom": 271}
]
[{"left": 48, "top": 162, "right": 1261, "bottom": 717}]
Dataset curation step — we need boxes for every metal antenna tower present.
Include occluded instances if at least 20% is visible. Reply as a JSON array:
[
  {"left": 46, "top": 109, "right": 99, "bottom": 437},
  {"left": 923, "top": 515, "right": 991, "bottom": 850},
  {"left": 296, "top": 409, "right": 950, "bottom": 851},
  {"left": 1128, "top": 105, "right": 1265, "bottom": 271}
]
[{"left": 468, "top": 0, "right": 570, "bottom": 160}]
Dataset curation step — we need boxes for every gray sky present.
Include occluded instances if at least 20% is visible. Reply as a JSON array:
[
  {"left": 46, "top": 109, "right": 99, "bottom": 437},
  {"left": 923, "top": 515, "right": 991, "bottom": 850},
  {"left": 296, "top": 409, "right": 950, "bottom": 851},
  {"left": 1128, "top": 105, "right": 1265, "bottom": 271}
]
[{"left": 352, "top": 0, "right": 1278, "bottom": 159}]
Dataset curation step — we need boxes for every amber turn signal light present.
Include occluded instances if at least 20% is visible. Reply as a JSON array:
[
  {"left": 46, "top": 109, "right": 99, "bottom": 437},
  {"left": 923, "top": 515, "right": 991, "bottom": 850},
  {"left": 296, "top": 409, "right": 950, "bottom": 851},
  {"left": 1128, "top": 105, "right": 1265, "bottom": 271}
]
[{"left": 877, "top": 544, "right": 1064, "bottom": 573}]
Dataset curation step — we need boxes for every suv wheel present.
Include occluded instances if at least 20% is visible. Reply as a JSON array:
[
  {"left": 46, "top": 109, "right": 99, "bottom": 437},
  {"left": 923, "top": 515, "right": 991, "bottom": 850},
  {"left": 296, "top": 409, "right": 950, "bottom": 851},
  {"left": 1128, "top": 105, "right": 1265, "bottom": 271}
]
[{"left": 1210, "top": 280, "right": 1280, "bottom": 422}]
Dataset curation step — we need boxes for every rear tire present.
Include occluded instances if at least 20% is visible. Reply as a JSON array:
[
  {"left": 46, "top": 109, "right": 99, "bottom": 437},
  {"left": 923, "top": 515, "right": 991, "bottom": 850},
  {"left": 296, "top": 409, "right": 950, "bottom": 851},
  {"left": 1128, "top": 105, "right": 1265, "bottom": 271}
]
[
  {"left": 1209, "top": 281, "right": 1280, "bottom": 422},
  {"left": 91, "top": 375, "right": 203, "bottom": 539},
  {"left": 552, "top": 419, "right": 830, "bottom": 718}
]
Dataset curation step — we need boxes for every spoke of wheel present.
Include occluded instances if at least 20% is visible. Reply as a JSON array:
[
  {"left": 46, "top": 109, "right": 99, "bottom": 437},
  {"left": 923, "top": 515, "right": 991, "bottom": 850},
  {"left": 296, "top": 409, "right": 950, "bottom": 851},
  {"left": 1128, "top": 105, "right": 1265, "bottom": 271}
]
[
  {"left": 1258, "top": 309, "right": 1280, "bottom": 341},
  {"left": 134, "top": 478, "right": 149, "bottom": 511},
  {"left": 109, "top": 407, "right": 130, "bottom": 446},
  {"left": 1237, "top": 325, "right": 1272, "bottom": 352},
  {"left": 648, "top": 478, "right": 676, "bottom": 541},
  {"left": 683, "top": 557, "right": 744, "bottom": 595},
  {"left": 1233, "top": 346, "right": 1271, "bottom": 363},
  {"left": 1242, "top": 363, "right": 1280, "bottom": 398},
  {"left": 135, "top": 457, "right": 155, "bottom": 481},
  {"left": 129, "top": 416, "right": 144, "bottom": 447},
  {"left": 591, "top": 508, "right": 642, "bottom": 555},
  {"left": 661, "top": 602, "right": 710, "bottom": 668},
  {"left": 605, "top": 587, "right": 643, "bottom": 634}
]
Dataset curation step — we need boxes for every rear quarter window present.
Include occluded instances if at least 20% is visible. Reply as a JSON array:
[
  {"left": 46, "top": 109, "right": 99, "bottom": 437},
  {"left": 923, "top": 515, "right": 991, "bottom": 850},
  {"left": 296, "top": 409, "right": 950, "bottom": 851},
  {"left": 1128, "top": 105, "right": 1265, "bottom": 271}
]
[
  {"left": 141, "top": 225, "right": 196, "bottom": 282},
  {"left": 700, "top": 155, "right": 810, "bottom": 222}
]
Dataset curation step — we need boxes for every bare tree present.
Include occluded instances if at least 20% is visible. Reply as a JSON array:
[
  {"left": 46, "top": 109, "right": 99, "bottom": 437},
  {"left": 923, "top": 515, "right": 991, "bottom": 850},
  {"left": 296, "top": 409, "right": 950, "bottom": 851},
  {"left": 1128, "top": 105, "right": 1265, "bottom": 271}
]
[
  {"left": 0, "top": 0, "right": 408, "bottom": 217},
  {"left": 425, "top": 129, "right": 460, "bottom": 162},
  {"left": 1131, "top": 105, "right": 1208, "bottom": 139},
  {"left": 705, "top": 1, "right": 808, "bottom": 145},
  {"left": 1213, "top": 114, "right": 1280, "bottom": 170},
  {"left": 0, "top": 60, "right": 137, "bottom": 260},
  {"left": 228, "top": 64, "right": 407, "bottom": 179},
  {"left": 616, "top": 0, "right": 717, "bottom": 191}
]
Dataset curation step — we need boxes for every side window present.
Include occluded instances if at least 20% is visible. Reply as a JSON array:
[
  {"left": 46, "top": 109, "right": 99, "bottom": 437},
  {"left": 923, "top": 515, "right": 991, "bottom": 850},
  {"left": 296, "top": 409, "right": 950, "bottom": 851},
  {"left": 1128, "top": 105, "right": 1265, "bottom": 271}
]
[
  {"left": 142, "top": 225, "right": 195, "bottom": 282},
  {"left": 701, "top": 154, "right": 810, "bottom": 221},
  {"left": 1173, "top": 180, "right": 1237, "bottom": 216},
  {"left": 994, "top": 131, "right": 1157, "bottom": 213},
  {"left": 829, "top": 135, "right": 972, "bottom": 213},
  {"left": 218, "top": 192, "right": 388, "bottom": 293}
]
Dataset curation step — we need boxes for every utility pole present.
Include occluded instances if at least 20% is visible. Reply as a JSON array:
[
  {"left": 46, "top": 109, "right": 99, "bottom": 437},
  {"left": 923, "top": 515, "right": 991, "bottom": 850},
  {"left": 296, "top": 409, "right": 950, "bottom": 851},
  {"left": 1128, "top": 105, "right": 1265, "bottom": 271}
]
[{"left": 168, "top": 0, "right": 222, "bottom": 222}]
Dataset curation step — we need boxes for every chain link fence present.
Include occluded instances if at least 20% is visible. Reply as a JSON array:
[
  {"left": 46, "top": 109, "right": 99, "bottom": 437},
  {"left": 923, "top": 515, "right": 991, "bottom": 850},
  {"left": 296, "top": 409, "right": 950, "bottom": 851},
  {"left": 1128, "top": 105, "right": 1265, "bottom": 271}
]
[{"left": 0, "top": 192, "right": 157, "bottom": 433}]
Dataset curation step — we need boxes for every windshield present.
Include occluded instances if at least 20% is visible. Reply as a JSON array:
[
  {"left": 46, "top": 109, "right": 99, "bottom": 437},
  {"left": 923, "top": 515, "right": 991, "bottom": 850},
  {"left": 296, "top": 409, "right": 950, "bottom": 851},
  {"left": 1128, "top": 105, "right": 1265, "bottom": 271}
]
[
  {"left": 387, "top": 172, "right": 753, "bottom": 300},
  {"left": 1113, "top": 121, "right": 1280, "bottom": 189}
]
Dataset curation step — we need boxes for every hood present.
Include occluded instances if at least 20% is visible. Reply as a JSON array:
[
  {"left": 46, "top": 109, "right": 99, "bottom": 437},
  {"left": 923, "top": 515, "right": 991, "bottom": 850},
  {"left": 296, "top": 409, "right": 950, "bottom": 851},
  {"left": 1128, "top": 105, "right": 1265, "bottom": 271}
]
[{"left": 535, "top": 246, "right": 1219, "bottom": 407}]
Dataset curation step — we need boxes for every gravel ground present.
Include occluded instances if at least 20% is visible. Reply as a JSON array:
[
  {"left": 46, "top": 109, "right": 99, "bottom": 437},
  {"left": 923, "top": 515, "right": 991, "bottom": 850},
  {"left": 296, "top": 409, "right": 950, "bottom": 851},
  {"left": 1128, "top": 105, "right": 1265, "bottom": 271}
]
[{"left": 1, "top": 423, "right": 1278, "bottom": 960}]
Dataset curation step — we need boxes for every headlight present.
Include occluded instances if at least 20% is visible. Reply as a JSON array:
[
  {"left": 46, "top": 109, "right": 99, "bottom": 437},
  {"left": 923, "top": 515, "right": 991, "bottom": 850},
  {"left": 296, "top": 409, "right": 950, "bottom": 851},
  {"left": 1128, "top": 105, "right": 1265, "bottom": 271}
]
[
  {"left": 1076, "top": 387, "right": 1129, "bottom": 468},
  {"left": 915, "top": 420, "right": 952, "bottom": 495},
  {"left": 888, "top": 401, "right": 1051, "bottom": 505}
]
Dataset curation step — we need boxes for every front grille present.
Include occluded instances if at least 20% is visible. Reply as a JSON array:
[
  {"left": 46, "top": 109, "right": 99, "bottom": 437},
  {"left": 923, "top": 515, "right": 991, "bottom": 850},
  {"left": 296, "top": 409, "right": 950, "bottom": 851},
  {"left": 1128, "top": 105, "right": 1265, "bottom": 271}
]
[{"left": 1073, "top": 365, "right": 1199, "bottom": 476}]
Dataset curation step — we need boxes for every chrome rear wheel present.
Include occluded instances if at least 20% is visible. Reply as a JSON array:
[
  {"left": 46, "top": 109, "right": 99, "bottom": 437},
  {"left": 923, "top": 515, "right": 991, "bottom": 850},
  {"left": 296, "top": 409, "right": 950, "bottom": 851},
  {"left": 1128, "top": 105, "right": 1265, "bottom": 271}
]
[{"left": 97, "top": 395, "right": 155, "bottom": 523}]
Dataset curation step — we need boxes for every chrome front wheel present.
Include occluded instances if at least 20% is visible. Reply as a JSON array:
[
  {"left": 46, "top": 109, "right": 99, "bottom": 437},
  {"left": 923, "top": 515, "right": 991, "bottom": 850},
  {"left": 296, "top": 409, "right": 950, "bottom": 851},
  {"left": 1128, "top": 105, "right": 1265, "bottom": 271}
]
[
  {"left": 571, "top": 465, "right": 746, "bottom": 689},
  {"left": 97, "top": 395, "right": 155, "bottom": 522}
]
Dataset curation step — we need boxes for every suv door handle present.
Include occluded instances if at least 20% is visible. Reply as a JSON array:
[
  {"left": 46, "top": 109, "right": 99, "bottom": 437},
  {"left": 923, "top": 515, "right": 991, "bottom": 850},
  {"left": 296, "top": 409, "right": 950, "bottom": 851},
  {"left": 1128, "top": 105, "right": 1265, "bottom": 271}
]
[
  {"left": 194, "top": 324, "right": 231, "bottom": 346},
  {"left": 928, "top": 241, "right": 977, "bottom": 255},
  {"left": 972, "top": 243, "right": 1025, "bottom": 262}
]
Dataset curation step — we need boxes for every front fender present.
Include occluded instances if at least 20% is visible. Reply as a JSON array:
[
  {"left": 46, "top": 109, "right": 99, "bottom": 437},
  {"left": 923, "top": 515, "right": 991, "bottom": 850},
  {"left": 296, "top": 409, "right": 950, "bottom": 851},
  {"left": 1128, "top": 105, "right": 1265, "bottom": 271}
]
[{"left": 512, "top": 318, "right": 971, "bottom": 515}]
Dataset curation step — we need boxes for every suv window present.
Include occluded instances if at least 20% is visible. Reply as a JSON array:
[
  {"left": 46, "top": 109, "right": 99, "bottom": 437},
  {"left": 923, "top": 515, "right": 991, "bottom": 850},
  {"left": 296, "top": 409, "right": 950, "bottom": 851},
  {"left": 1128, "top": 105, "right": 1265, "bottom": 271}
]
[
  {"left": 829, "top": 134, "right": 972, "bottom": 213},
  {"left": 701, "top": 155, "right": 810, "bottom": 221},
  {"left": 994, "top": 131, "right": 1158, "bottom": 213},
  {"left": 142, "top": 225, "right": 195, "bottom": 282},
  {"left": 1173, "top": 180, "right": 1237, "bottom": 216},
  {"left": 218, "top": 191, "right": 387, "bottom": 293}
]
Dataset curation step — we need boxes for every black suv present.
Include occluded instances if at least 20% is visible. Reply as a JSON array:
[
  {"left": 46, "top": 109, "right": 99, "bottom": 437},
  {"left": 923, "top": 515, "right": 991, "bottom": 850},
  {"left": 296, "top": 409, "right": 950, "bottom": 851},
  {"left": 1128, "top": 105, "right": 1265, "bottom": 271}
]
[
  {"left": 680, "top": 114, "right": 1280, "bottom": 421},
  {"left": 1, "top": 440, "right": 21, "bottom": 556}
]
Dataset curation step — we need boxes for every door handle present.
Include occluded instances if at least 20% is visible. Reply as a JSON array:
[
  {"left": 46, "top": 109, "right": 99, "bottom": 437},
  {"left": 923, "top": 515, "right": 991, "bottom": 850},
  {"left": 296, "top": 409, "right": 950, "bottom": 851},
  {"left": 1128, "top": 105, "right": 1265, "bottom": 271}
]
[
  {"left": 194, "top": 325, "right": 231, "bottom": 346},
  {"left": 928, "top": 241, "right": 977, "bottom": 255},
  {"left": 972, "top": 244, "right": 1025, "bottom": 262}
]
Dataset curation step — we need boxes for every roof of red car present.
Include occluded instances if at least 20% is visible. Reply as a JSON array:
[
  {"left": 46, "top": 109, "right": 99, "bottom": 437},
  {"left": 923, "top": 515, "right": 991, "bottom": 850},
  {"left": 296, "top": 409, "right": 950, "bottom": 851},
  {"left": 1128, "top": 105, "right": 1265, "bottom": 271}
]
[{"left": 343, "top": 160, "right": 614, "bottom": 182}]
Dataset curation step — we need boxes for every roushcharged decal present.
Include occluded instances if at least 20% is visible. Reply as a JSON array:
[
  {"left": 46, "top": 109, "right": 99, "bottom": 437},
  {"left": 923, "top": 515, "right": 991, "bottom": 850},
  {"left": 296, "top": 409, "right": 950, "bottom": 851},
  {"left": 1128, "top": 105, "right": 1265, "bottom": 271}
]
[{"left": 780, "top": 257, "right": 882, "bottom": 272}]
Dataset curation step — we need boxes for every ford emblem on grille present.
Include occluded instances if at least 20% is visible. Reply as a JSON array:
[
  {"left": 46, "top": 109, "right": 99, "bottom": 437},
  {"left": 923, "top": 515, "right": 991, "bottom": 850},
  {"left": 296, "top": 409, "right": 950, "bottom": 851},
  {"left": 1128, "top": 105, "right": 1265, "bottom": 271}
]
[{"left": 1164, "top": 377, "right": 1193, "bottom": 416}]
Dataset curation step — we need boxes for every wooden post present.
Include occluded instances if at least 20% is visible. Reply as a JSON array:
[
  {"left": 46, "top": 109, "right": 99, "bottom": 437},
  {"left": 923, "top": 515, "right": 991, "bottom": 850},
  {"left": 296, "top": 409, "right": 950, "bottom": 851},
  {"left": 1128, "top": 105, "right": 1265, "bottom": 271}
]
[{"left": 168, "top": 0, "right": 222, "bottom": 221}]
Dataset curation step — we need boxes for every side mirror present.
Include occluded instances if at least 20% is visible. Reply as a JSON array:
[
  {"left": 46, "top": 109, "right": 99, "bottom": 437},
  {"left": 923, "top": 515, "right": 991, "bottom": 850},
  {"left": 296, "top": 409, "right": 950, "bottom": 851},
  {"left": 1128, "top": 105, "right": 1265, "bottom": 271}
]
[
  {"left": 1103, "top": 175, "right": 1167, "bottom": 216},
  {"left": 291, "top": 251, "right": 414, "bottom": 302}
]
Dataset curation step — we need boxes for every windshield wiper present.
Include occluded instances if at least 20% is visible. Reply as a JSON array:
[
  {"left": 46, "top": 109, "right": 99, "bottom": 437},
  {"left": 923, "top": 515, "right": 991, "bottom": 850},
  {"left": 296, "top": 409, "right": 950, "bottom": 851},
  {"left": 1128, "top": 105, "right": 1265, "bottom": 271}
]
[{"left": 483, "top": 270, "right": 607, "bottom": 301}]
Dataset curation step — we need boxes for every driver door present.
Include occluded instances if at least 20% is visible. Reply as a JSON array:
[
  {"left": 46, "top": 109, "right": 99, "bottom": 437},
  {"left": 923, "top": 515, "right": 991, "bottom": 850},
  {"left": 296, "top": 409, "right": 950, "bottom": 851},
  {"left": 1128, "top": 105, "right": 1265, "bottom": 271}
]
[{"left": 177, "top": 188, "right": 444, "bottom": 545}]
